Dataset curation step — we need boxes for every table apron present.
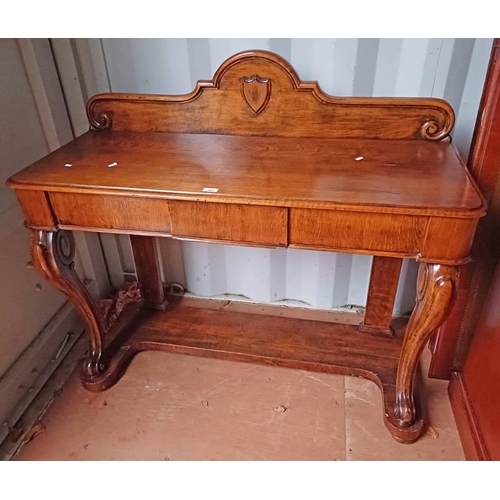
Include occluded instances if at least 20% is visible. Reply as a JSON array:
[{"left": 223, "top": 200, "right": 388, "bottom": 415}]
[{"left": 18, "top": 191, "right": 478, "bottom": 264}]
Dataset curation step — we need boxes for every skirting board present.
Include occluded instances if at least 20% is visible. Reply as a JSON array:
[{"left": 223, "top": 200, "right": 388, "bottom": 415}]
[{"left": 448, "top": 371, "right": 489, "bottom": 461}]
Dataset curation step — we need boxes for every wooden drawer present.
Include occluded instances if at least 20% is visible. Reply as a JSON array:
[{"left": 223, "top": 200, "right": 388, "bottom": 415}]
[
  {"left": 50, "top": 192, "right": 173, "bottom": 233},
  {"left": 289, "top": 208, "right": 427, "bottom": 255},
  {"left": 168, "top": 201, "right": 287, "bottom": 247},
  {"left": 50, "top": 193, "right": 287, "bottom": 247}
]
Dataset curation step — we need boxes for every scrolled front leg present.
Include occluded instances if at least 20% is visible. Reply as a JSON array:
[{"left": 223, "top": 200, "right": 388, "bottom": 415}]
[
  {"left": 31, "top": 230, "right": 105, "bottom": 379},
  {"left": 395, "top": 263, "right": 459, "bottom": 427}
]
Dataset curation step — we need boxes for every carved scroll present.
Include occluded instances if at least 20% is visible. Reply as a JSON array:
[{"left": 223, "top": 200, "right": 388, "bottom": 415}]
[{"left": 31, "top": 230, "right": 105, "bottom": 378}]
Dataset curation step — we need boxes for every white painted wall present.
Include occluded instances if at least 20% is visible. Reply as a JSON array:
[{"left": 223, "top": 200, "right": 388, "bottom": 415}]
[{"left": 85, "top": 38, "right": 492, "bottom": 314}]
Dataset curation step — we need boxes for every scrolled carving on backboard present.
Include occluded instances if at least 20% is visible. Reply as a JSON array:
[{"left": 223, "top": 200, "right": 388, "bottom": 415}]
[
  {"left": 240, "top": 75, "right": 272, "bottom": 115},
  {"left": 85, "top": 50, "right": 456, "bottom": 141},
  {"left": 88, "top": 101, "right": 112, "bottom": 130},
  {"left": 420, "top": 120, "right": 452, "bottom": 141}
]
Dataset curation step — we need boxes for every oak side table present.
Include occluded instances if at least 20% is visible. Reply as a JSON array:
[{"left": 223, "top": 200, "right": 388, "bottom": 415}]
[{"left": 7, "top": 50, "right": 485, "bottom": 443}]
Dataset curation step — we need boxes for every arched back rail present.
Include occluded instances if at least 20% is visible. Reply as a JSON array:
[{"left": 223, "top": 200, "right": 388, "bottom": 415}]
[{"left": 87, "top": 50, "right": 455, "bottom": 141}]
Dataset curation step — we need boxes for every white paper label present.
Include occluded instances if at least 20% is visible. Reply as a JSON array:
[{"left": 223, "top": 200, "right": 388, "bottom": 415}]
[{"left": 202, "top": 187, "right": 219, "bottom": 193}]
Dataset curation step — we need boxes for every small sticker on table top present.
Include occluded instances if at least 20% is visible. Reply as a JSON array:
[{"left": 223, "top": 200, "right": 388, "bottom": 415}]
[{"left": 202, "top": 187, "right": 219, "bottom": 193}]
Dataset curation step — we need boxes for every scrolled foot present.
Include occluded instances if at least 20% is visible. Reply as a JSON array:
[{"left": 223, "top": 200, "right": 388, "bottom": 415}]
[
  {"left": 82, "top": 350, "right": 106, "bottom": 379},
  {"left": 382, "top": 382, "right": 424, "bottom": 443},
  {"left": 395, "top": 392, "right": 415, "bottom": 426}
]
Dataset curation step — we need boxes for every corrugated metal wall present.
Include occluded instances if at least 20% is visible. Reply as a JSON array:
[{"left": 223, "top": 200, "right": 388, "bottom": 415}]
[{"left": 96, "top": 38, "right": 492, "bottom": 314}]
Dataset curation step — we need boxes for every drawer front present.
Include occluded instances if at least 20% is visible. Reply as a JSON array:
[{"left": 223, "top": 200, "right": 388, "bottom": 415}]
[
  {"left": 50, "top": 192, "right": 173, "bottom": 233},
  {"left": 289, "top": 208, "right": 427, "bottom": 255},
  {"left": 50, "top": 193, "right": 287, "bottom": 247},
  {"left": 168, "top": 201, "right": 287, "bottom": 247}
]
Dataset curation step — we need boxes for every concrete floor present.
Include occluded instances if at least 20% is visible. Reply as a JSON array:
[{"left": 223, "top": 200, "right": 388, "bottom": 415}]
[{"left": 16, "top": 349, "right": 464, "bottom": 461}]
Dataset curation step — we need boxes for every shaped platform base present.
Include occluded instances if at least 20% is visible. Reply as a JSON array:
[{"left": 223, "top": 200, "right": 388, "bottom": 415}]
[{"left": 81, "top": 296, "right": 424, "bottom": 444}]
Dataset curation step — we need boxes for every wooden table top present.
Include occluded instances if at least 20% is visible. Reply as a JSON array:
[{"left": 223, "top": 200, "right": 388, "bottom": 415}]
[{"left": 8, "top": 130, "right": 485, "bottom": 217}]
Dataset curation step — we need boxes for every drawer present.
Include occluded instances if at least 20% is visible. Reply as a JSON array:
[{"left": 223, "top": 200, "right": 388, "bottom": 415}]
[
  {"left": 50, "top": 193, "right": 287, "bottom": 247},
  {"left": 168, "top": 201, "right": 287, "bottom": 247},
  {"left": 289, "top": 208, "right": 427, "bottom": 254},
  {"left": 50, "top": 192, "right": 173, "bottom": 233}
]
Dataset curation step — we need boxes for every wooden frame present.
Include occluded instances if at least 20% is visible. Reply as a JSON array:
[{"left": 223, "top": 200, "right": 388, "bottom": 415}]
[
  {"left": 6, "top": 50, "right": 486, "bottom": 444},
  {"left": 430, "top": 39, "right": 500, "bottom": 460},
  {"left": 430, "top": 39, "right": 500, "bottom": 379}
]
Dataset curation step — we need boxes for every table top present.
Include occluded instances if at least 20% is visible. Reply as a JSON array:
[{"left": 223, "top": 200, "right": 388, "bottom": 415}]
[{"left": 8, "top": 129, "right": 485, "bottom": 218}]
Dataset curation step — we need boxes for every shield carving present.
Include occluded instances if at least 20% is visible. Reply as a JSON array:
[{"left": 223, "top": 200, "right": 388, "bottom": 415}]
[{"left": 241, "top": 75, "right": 272, "bottom": 115}]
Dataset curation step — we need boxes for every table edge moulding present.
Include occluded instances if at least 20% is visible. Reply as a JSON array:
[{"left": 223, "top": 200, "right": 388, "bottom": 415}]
[{"left": 7, "top": 50, "right": 486, "bottom": 444}]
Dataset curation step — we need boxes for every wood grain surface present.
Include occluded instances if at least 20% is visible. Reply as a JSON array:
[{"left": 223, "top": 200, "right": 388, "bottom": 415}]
[
  {"left": 289, "top": 209, "right": 426, "bottom": 253},
  {"left": 168, "top": 200, "right": 287, "bottom": 246},
  {"left": 360, "top": 256, "right": 403, "bottom": 336},
  {"left": 130, "top": 235, "right": 167, "bottom": 310},
  {"left": 8, "top": 131, "right": 484, "bottom": 217},
  {"left": 6, "top": 49, "right": 487, "bottom": 445},
  {"left": 85, "top": 50, "right": 454, "bottom": 141}
]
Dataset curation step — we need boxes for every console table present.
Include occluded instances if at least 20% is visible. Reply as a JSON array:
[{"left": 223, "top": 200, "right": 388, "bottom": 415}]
[{"left": 7, "top": 50, "right": 485, "bottom": 444}]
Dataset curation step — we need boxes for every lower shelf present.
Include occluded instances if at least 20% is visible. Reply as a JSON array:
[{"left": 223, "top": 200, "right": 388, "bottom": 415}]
[{"left": 82, "top": 296, "right": 423, "bottom": 443}]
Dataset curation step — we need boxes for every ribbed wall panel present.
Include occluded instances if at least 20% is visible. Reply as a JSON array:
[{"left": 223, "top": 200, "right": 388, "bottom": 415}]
[{"left": 99, "top": 38, "right": 492, "bottom": 314}]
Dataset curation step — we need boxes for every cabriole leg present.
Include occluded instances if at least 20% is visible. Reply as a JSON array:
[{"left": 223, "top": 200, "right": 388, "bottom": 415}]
[
  {"left": 31, "top": 229, "right": 105, "bottom": 380},
  {"left": 395, "top": 263, "right": 459, "bottom": 430}
]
